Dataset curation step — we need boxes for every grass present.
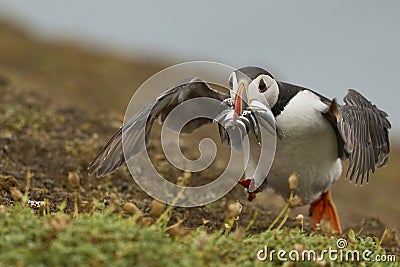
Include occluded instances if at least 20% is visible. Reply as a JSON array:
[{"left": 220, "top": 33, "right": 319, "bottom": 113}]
[{"left": 0, "top": 203, "right": 397, "bottom": 267}]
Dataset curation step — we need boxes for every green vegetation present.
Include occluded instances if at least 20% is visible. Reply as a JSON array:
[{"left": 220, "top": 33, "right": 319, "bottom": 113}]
[{"left": 0, "top": 204, "right": 396, "bottom": 267}]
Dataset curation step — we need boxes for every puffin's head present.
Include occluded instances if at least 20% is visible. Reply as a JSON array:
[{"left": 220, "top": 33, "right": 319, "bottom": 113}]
[{"left": 228, "top": 66, "right": 278, "bottom": 121}]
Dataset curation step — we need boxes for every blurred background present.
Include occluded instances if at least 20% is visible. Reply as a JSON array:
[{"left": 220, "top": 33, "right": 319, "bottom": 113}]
[
  {"left": 1, "top": 0, "right": 400, "bottom": 133},
  {"left": 0, "top": 1, "right": 398, "bottom": 227}
]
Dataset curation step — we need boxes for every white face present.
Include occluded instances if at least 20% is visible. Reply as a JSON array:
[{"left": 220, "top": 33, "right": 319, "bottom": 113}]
[
  {"left": 247, "top": 74, "right": 279, "bottom": 108},
  {"left": 228, "top": 72, "right": 279, "bottom": 110}
]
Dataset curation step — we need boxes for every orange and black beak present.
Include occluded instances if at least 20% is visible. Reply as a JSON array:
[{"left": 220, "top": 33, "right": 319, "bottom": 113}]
[{"left": 233, "top": 83, "right": 246, "bottom": 125}]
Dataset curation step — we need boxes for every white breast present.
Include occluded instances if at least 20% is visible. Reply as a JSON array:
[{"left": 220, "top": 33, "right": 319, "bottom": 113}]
[{"left": 246, "top": 90, "right": 342, "bottom": 204}]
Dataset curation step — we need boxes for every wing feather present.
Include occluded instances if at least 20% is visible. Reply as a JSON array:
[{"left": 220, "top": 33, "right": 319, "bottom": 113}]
[
  {"left": 88, "top": 77, "right": 229, "bottom": 177},
  {"left": 337, "top": 89, "right": 391, "bottom": 185}
]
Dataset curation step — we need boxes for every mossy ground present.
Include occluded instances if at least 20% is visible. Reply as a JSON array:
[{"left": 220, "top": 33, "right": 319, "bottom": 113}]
[{"left": 0, "top": 203, "right": 397, "bottom": 267}]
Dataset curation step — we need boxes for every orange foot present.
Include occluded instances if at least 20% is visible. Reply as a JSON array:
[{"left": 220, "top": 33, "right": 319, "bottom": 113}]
[
  {"left": 238, "top": 179, "right": 262, "bottom": 201},
  {"left": 310, "top": 189, "right": 342, "bottom": 233}
]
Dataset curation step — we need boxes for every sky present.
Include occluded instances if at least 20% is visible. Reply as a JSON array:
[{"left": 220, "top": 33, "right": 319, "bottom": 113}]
[{"left": 1, "top": 1, "right": 399, "bottom": 136}]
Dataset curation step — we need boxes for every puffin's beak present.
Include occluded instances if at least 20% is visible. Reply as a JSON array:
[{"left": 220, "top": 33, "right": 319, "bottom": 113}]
[{"left": 233, "top": 83, "right": 245, "bottom": 124}]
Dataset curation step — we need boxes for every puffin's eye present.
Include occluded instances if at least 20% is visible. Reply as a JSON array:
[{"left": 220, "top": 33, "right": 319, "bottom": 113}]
[{"left": 258, "top": 78, "right": 267, "bottom": 92}]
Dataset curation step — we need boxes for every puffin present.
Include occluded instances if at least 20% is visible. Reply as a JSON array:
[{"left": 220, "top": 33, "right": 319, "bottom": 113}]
[{"left": 88, "top": 66, "right": 391, "bottom": 233}]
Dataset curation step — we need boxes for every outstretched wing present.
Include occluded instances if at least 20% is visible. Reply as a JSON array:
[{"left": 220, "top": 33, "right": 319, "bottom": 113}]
[
  {"left": 88, "top": 77, "right": 229, "bottom": 177},
  {"left": 336, "top": 89, "right": 391, "bottom": 185}
]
